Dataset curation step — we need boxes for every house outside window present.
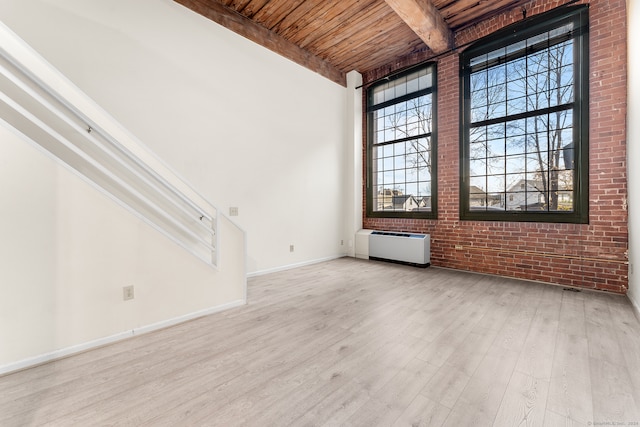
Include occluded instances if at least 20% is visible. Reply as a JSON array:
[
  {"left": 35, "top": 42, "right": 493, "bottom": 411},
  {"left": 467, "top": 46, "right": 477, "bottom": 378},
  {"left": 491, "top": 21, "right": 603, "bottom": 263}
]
[
  {"left": 460, "top": 7, "right": 589, "bottom": 223},
  {"left": 366, "top": 64, "right": 437, "bottom": 219}
]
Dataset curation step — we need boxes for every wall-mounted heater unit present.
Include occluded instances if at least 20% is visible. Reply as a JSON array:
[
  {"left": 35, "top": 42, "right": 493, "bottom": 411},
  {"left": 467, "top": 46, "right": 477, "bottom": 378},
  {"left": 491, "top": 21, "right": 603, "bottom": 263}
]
[{"left": 369, "top": 231, "right": 430, "bottom": 267}]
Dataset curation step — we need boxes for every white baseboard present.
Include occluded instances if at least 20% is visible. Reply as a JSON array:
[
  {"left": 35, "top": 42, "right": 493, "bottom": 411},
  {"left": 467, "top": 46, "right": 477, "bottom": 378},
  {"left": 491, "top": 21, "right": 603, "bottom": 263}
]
[
  {"left": 0, "top": 299, "right": 246, "bottom": 376},
  {"left": 247, "top": 255, "right": 347, "bottom": 278}
]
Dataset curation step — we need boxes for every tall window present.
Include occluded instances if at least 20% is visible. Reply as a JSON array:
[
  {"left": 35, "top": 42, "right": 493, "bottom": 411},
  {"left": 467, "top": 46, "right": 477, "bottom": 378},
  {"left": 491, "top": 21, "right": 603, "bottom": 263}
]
[
  {"left": 460, "top": 7, "right": 589, "bottom": 223},
  {"left": 367, "top": 64, "right": 437, "bottom": 219}
]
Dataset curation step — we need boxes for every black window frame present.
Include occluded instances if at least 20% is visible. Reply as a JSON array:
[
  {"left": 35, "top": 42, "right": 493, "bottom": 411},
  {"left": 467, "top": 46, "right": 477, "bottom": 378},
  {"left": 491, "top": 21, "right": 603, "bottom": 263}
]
[
  {"left": 366, "top": 62, "right": 438, "bottom": 219},
  {"left": 459, "top": 6, "right": 589, "bottom": 223}
]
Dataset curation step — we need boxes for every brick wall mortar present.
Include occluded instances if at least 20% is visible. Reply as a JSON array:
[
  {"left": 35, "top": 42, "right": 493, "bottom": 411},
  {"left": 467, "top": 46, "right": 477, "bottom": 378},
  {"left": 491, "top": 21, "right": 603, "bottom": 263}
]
[{"left": 362, "top": 0, "right": 629, "bottom": 293}]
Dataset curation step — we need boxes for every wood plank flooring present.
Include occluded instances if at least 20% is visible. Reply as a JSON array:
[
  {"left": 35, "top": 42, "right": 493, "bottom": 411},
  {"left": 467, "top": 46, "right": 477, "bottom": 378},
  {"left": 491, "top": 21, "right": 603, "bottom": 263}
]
[{"left": 1, "top": 257, "right": 639, "bottom": 426}]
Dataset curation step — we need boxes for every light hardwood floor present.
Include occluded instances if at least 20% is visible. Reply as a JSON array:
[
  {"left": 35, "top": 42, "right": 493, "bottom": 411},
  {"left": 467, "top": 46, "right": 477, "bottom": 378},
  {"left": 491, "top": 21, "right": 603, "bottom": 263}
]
[{"left": 1, "top": 257, "right": 640, "bottom": 426}]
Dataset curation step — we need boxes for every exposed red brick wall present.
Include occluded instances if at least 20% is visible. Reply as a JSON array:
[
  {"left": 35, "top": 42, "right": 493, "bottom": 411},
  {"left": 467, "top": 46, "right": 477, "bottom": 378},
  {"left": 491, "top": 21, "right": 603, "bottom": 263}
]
[{"left": 362, "top": 0, "right": 629, "bottom": 293}]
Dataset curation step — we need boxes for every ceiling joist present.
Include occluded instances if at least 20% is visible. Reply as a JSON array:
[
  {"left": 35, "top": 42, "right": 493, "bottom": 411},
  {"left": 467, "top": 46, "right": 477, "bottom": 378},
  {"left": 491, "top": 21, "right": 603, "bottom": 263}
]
[
  {"left": 174, "top": 0, "right": 346, "bottom": 86},
  {"left": 383, "top": 0, "right": 453, "bottom": 54}
]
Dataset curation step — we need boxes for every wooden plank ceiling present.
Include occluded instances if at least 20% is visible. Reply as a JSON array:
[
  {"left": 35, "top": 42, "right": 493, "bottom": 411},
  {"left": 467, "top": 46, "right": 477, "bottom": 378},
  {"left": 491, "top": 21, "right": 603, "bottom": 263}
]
[{"left": 174, "top": 0, "right": 531, "bottom": 86}]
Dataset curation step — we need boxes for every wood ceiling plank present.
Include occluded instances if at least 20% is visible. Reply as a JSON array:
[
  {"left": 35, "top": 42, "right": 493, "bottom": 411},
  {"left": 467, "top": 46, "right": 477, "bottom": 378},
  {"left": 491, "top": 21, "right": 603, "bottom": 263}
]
[
  {"left": 275, "top": 0, "right": 338, "bottom": 39},
  {"left": 174, "top": 0, "right": 346, "bottom": 85},
  {"left": 315, "top": 9, "right": 411, "bottom": 59},
  {"left": 291, "top": 0, "right": 379, "bottom": 49},
  {"left": 177, "top": 0, "right": 546, "bottom": 79},
  {"left": 438, "top": 0, "right": 484, "bottom": 16},
  {"left": 251, "top": 0, "right": 307, "bottom": 31},
  {"left": 227, "top": 0, "right": 252, "bottom": 12},
  {"left": 335, "top": 37, "right": 426, "bottom": 73},
  {"left": 445, "top": 0, "right": 527, "bottom": 30},
  {"left": 305, "top": 2, "right": 393, "bottom": 54},
  {"left": 318, "top": 13, "right": 412, "bottom": 61},
  {"left": 241, "top": 0, "right": 270, "bottom": 18},
  {"left": 383, "top": 0, "right": 453, "bottom": 53},
  {"left": 432, "top": 0, "right": 458, "bottom": 10},
  {"left": 327, "top": 23, "right": 426, "bottom": 71}
]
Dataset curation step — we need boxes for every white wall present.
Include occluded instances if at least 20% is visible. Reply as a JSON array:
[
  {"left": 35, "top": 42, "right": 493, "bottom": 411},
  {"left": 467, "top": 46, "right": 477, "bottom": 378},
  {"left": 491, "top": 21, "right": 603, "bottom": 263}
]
[
  {"left": 0, "top": 0, "right": 349, "bottom": 275},
  {"left": 627, "top": 0, "right": 640, "bottom": 316},
  {"left": 0, "top": 124, "right": 246, "bottom": 371},
  {"left": 0, "top": 0, "right": 349, "bottom": 371}
]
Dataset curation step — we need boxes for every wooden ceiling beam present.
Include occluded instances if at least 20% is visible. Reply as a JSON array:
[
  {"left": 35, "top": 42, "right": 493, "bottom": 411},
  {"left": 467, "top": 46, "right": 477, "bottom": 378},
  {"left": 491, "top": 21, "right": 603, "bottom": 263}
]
[
  {"left": 173, "top": 0, "right": 346, "bottom": 86},
  {"left": 384, "top": 0, "right": 453, "bottom": 54}
]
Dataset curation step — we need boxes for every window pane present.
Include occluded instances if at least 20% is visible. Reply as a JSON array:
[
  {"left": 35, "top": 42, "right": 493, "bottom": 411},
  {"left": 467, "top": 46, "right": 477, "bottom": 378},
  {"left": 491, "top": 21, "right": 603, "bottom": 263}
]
[
  {"left": 418, "top": 73, "right": 432, "bottom": 90},
  {"left": 487, "top": 175, "right": 506, "bottom": 193},
  {"left": 506, "top": 155, "right": 526, "bottom": 174},
  {"left": 487, "top": 123, "right": 505, "bottom": 140},
  {"left": 486, "top": 156, "right": 505, "bottom": 175}
]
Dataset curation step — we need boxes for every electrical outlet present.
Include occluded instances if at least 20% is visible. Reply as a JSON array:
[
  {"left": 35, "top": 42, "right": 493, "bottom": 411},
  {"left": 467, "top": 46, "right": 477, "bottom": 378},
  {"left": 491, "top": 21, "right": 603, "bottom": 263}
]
[
  {"left": 123, "top": 285, "right": 134, "bottom": 301},
  {"left": 290, "top": 244, "right": 294, "bottom": 252},
  {"left": 341, "top": 240, "right": 344, "bottom": 246},
  {"left": 229, "top": 207, "right": 239, "bottom": 216}
]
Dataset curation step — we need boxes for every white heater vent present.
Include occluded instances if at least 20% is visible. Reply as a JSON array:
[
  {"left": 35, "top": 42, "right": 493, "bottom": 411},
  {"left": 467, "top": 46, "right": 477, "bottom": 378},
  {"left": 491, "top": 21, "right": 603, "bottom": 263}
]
[{"left": 369, "top": 231, "right": 430, "bottom": 267}]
